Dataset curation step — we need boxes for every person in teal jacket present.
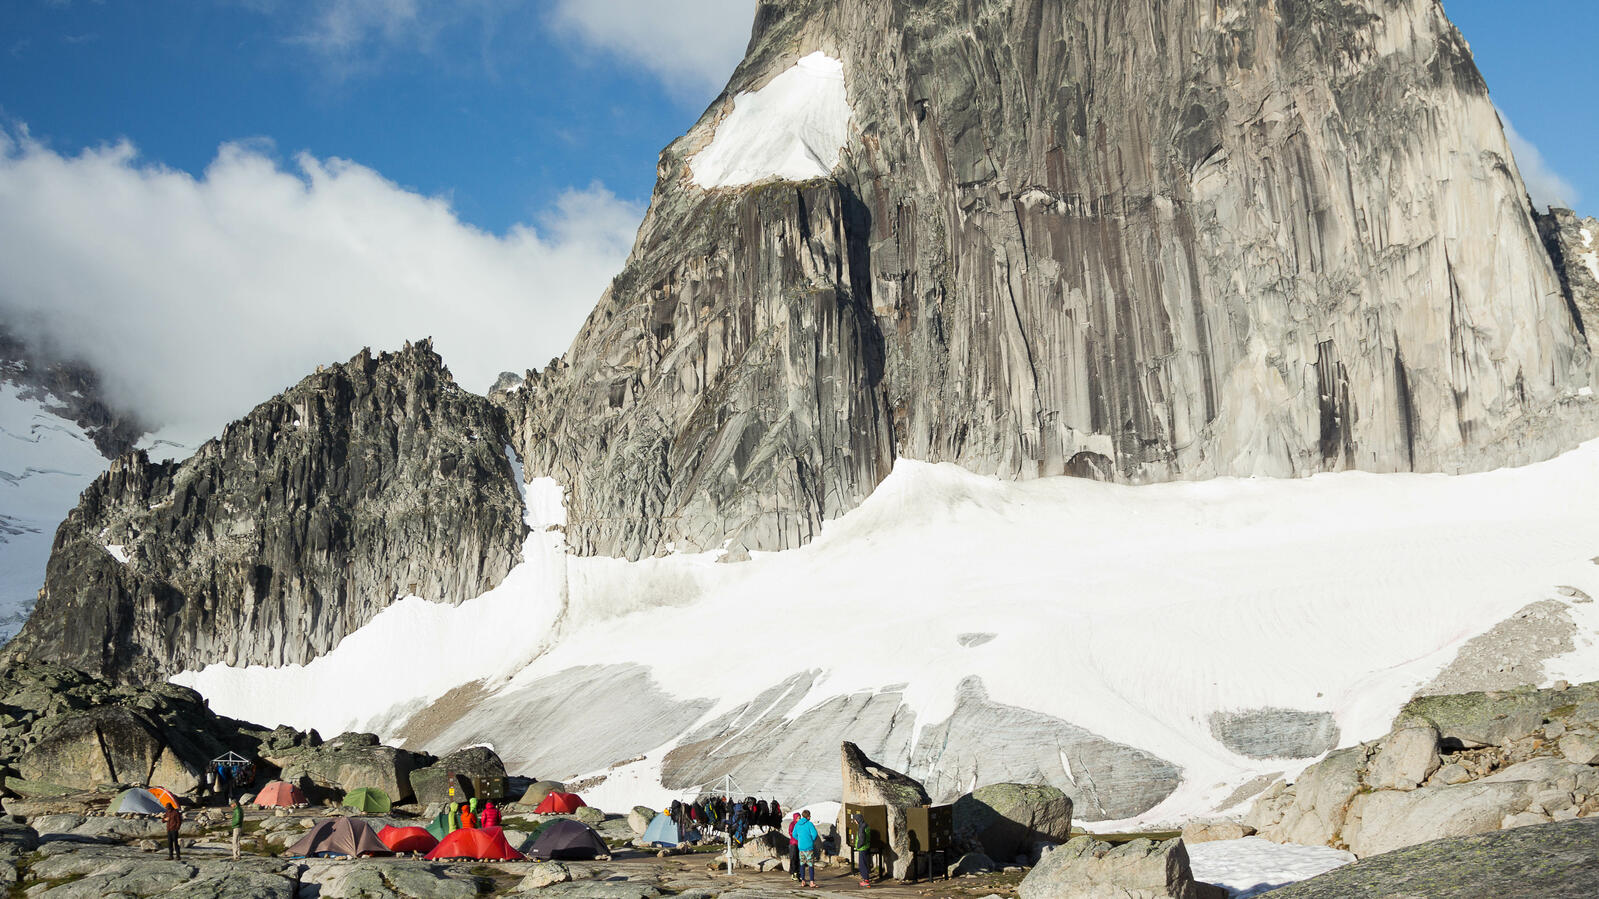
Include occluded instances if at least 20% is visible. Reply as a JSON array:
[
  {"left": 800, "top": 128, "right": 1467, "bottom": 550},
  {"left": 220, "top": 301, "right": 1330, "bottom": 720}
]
[{"left": 792, "top": 810, "right": 820, "bottom": 888}]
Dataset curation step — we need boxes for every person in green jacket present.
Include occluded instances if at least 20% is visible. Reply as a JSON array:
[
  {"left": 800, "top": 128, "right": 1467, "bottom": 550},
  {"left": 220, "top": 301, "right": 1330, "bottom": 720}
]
[
  {"left": 229, "top": 799, "right": 244, "bottom": 860},
  {"left": 851, "top": 813, "right": 873, "bottom": 887}
]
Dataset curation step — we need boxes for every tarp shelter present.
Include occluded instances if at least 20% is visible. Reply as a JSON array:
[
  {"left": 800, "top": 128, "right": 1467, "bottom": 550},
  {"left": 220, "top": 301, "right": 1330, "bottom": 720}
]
[
  {"left": 533, "top": 791, "right": 586, "bottom": 814},
  {"left": 425, "top": 825, "right": 525, "bottom": 861},
  {"left": 285, "top": 817, "right": 391, "bottom": 858},
  {"left": 527, "top": 819, "right": 609, "bottom": 861},
  {"left": 377, "top": 825, "right": 439, "bottom": 854},
  {"left": 113, "top": 789, "right": 167, "bottom": 815},
  {"left": 147, "top": 787, "right": 179, "bottom": 809},
  {"left": 255, "top": 782, "right": 307, "bottom": 808},
  {"left": 343, "top": 787, "right": 392, "bottom": 814},
  {"left": 424, "top": 809, "right": 455, "bottom": 841},
  {"left": 643, "top": 813, "right": 684, "bottom": 846}
]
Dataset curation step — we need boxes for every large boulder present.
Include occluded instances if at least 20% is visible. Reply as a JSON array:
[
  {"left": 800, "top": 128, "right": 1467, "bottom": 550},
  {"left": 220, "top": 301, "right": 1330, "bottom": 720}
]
[
  {"left": 839, "top": 741, "right": 931, "bottom": 879},
  {"left": 1343, "top": 781, "right": 1535, "bottom": 858},
  {"left": 953, "top": 783, "right": 1073, "bottom": 863},
  {"left": 1017, "top": 836, "right": 1226, "bottom": 899},
  {"left": 408, "top": 746, "right": 505, "bottom": 805},
  {"left": 1363, "top": 722, "right": 1441, "bottom": 791},
  {"left": 626, "top": 806, "right": 656, "bottom": 835},
  {"left": 1269, "top": 819, "right": 1599, "bottom": 898},
  {"left": 266, "top": 734, "right": 427, "bottom": 804},
  {"left": 1253, "top": 746, "right": 1367, "bottom": 847},
  {"left": 16, "top": 706, "right": 163, "bottom": 789},
  {"left": 1179, "top": 820, "right": 1254, "bottom": 845}
]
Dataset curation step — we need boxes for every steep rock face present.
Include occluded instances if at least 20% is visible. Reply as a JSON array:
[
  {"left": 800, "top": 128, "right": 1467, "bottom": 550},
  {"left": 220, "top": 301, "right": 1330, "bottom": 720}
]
[
  {"left": 502, "top": 0, "right": 1590, "bottom": 559},
  {"left": 1536, "top": 207, "right": 1599, "bottom": 349},
  {"left": 0, "top": 324, "right": 144, "bottom": 459},
  {"left": 2, "top": 340, "right": 526, "bottom": 681}
]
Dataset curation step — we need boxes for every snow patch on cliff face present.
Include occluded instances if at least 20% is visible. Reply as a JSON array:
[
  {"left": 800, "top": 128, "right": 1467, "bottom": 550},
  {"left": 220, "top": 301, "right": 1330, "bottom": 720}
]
[
  {"left": 1580, "top": 227, "right": 1597, "bottom": 282},
  {"left": 178, "top": 440, "right": 1599, "bottom": 828},
  {"left": 690, "top": 52, "right": 851, "bottom": 188},
  {"left": 0, "top": 384, "right": 110, "bottom": 642}
]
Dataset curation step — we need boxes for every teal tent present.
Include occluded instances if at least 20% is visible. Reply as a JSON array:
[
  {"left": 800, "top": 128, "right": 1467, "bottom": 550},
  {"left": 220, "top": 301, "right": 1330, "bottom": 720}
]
[
  {"left": 113, "top": 789, "right": 166, "bottom": 815},
  {"left": 643, "top": 813, "right": 682, "bottom": 846}
]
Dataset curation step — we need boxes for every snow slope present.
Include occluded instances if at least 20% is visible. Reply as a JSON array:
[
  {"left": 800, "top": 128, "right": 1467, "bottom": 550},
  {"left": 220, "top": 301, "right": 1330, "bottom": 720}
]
[
  {"left": 690, "top": 52, "right": 852, "bottom": 188},
  {"left": 0, "top": 384, "right": 112, "bottom": 642},
  {"left": 176, "top": 440, "right": 1599, "bottom": 827},
  {"left": 1187, "top": 838, "right": 1354, "bottom": 898}
]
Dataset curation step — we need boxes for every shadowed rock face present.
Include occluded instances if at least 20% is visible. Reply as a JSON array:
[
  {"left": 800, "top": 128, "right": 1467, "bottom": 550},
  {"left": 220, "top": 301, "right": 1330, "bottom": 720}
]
[
  {"left": 2, "top": 340, "right": 527, "bottom": 682},
  {"left": 501, "top": 0, "right": 1592, "bottom": 559}
]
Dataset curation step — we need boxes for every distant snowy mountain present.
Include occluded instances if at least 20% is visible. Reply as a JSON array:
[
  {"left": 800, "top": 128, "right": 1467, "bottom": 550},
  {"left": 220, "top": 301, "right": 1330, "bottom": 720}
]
[
  {"left": 0, "top": 384, "right": 116, "bottom": 642},
  {"left": 177, "top": 440, "right": 1599, "bottom": 827}
]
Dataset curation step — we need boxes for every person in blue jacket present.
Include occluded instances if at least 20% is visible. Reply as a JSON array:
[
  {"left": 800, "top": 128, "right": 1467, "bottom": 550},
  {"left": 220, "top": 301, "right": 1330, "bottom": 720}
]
[{"left": 792, "top": 809, "right": 820, "bottom": 888}]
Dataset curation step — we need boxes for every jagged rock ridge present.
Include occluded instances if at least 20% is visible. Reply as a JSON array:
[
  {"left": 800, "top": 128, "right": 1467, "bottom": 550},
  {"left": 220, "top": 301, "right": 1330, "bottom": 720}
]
[
  {"left": 0, "top": 323, "right": 144, "bottom": 459},
  {"left": 500, "top": 0, "right": 1594, "bottom": 559},
  {"left": 2, "top": 340, "right": 527, "bottom": 681}
]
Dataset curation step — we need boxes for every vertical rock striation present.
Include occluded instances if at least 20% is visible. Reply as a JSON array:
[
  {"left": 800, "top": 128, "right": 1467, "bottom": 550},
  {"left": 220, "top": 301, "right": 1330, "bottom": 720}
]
[
  {"left": 2, "top": 340, "right": 527, "bottom": 682},
  {"left": 501, "top": 0, "right": 1592, "bottom": 560}
]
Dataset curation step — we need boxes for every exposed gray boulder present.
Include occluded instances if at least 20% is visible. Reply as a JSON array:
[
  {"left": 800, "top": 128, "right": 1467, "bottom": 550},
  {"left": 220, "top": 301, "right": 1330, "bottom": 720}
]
[
  {"left": 517, "top": 781, "right": 567, "bottom": 809},
  {"left": 839, "top": 741, "right": 930, "bottom": 880},
  {"left": 1269, "top": 819, "right": 1599, "bottom": 898},
  {"left": 1363, "top": 722, "right": 1441, "bottom": 791},
  {"left": 1017, "top": 836, "right": 1225, "bottom": 899},
  {"left": 1208, "top": 708, "right": 1340, "bottom": 760},
  {"left": 953, "top": 783, "right": 1072, "bottom": 863},
  {"left": 626, "top": 805, "right": 656, "bottom": 835},
  {"left": 1344, "top": 781, "right": 1535, "bottom": 858},
  {"left": 515, "top": 861, "right": 573, "bottom": 890},
  {"left": 1253, "top": 746, "right": 1367, "bottom": 847},
  {"left": 3, "top": 340, "right": 527, "bottom": 682},
  {"left": 407, "top": 746, "right": 504, "bottom": 805}
]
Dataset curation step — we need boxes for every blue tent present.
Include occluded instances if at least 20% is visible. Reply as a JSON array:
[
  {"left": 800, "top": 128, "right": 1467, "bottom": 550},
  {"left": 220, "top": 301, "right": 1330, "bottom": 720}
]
[
  {"left": 113, "top": 789, "right": 167, "bottom": 815},
  {"left": 643, "top": 813, "right": 683, "bottom": 846}
]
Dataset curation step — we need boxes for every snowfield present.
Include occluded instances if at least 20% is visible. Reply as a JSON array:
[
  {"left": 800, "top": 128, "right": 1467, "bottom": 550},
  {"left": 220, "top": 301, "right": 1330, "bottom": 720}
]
[
  {"left": 177, "top": 439, "right": 1599, "bottom": 830},
  {"left": 690, "top": 52, "right": 852, "bottom": 189},
  {"left": 1187, "top": 838, "right": 1355, "bottom": 897},
  {"left": 0, "top": 384, "right": 110, "bottom": 643}
]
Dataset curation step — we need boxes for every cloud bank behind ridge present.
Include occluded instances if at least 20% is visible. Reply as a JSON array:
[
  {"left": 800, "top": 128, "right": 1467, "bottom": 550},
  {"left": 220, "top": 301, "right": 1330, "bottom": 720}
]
[{"left": 0, "top": 131, "right": 641, "bottom": 450}]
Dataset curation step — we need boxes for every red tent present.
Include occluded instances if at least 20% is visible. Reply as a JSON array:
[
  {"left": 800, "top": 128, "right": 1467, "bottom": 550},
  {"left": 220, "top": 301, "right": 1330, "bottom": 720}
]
[
  {"left": 425, "top": 825, "right": 525, "bottom": 861},
  {"left": 532, "top": 792, "right": 586, "bottom": 814},
  {"left": 377, "top": 825, "right": 440, "bottom": 854},
  {"left": 255, "top": 781, "right": 307, "bottom": 808}
]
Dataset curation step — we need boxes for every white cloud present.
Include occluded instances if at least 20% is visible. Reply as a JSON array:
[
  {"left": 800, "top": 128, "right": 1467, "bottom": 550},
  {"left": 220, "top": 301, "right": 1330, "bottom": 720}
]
[
  {"left": 1499, "top": 108, "right": 1580, "bottom": 212},
  {"left": 550, "top": 0, "right": 757, "bottom": 98},
  {"left": 0, "top": 131, "right": 640, "bottom": 448}
]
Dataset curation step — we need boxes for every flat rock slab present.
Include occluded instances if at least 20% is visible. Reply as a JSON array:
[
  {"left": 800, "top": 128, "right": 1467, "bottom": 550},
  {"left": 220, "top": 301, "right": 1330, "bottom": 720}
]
[{"left": 1269, "top": 818, "right": 1599, "bottom": 898}]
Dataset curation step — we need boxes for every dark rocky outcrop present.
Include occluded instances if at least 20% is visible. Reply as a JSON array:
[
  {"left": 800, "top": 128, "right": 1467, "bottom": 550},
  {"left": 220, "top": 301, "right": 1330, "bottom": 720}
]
[
  {"left": 408, "top": 746, "right": 506, "bottom": 805},
  {"left": 263, "top": 731, "right": 431, "bottom": 805},
  {"left": 953, "top": 782, "right": 1073, "bottom": 864},
  {"left": 3, "top": 339, "right": 527, "bottom": 681},
  {"left": 502, "top": 0, "right": 1594, "bottom": 560},
  {"left": 0, "top": 663, "right": 263, "bottom": 797},
  {"left": 1268, "top": 818, "right": 1599, "bottom": 898},
  {"left": 1536, "top": 207, "right": 1599, "bottom": 349}
]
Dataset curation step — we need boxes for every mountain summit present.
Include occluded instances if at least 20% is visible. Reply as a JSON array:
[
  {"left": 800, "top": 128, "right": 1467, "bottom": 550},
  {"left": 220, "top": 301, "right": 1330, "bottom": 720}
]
[{"left": 501, "top": 0, "right": 1592, "bottom": 561}]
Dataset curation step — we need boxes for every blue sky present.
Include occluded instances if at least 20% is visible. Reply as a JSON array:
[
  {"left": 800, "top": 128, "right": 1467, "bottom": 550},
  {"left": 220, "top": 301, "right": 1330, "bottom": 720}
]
[
  {"left": 0, "top": 0, "right": 1591, "bottom": 443},
  {"left": 4, "top": 1, "right": 1588, "bottom": 233}
]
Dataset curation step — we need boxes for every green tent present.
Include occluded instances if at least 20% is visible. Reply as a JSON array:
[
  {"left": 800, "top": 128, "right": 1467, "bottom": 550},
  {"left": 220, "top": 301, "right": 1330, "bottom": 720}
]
[
  {"left": 343, "top": 787, "right": 392, "bottom": 814},
  {"left": 425, "top": 808, "right": 455, "bottom": 841}
]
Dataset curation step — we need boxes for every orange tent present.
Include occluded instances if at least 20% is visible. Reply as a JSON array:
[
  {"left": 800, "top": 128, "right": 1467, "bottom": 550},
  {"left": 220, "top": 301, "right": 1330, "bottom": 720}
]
[
  {"left": 377, "top": 825, "right": 440, "bottom": 854},
  {"left": 532, "top": 792, "right": 586, "bottom": 814},
  {"left": 255, "top": 781, "right": 307, "bottom": 808},
  {"left": 425, "top": 825, "right": 525, "bottom": 861},
  {"left": 147, "top": 787, "right": 179, "bottom": 809}
]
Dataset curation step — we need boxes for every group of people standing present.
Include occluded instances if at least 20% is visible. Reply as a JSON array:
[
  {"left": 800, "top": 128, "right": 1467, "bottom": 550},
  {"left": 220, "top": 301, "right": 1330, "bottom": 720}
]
[
  {"left": 159, "top": 798, "right": 246, "bottom": 862},
  {"left": 444, "top": 796, "right": 502, "bottom": 831},
  {"left": 782, "top": 810, "right": 875, "bottom": 888}
]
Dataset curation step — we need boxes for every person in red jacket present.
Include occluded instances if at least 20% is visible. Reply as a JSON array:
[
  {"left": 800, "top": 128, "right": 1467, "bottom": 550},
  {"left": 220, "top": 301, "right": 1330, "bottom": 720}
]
[
  {"left": 480, "top": 801, "right": 501, "bottom": 828},
  {"left": 787, "top": 812, "right": 801, "bottom": 881},
  {"left": 458, "top": 802, "right": 476, "bottom": 829}
]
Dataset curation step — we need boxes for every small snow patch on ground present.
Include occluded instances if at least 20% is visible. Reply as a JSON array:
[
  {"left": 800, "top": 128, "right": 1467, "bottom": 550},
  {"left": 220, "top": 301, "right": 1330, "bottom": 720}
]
[
  {"left": 1187, "top": 837, "right": 1354, "bottom": 898},
  {"left": 104, "top": 544, "right": 129, "bottom": 564},
  {"left": 690, "top": 52, "right": 851, "bottom": 189}
]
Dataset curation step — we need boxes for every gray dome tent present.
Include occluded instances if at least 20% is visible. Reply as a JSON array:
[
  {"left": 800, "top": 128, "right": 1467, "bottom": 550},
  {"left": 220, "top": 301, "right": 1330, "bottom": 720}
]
[
  {"left": 527, "top": 818, "right": 609, "bottom": 861},
  {"left": 113, "top": 789, "right": 167, "bottom": 815}
]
